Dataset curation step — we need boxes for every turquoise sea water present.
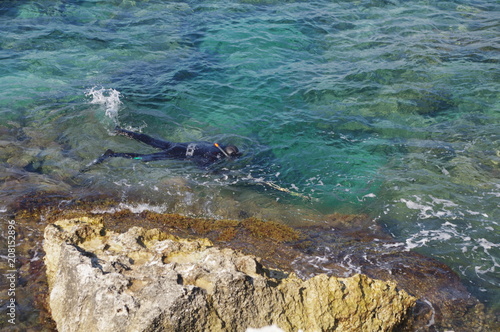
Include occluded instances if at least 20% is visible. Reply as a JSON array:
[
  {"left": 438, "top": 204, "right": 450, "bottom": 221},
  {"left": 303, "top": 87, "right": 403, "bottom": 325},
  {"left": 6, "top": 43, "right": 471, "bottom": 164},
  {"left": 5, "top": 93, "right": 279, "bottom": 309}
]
[{"left": 1, "top": 0, "right": 499, "bottom": 320}]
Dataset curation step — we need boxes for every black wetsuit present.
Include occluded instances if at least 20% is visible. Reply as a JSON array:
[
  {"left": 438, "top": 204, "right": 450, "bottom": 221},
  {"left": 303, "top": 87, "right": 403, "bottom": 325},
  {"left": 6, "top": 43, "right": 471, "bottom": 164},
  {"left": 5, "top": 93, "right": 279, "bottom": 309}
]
[{"left": 90, "top": 127, "right": 240, "bottom": 168}]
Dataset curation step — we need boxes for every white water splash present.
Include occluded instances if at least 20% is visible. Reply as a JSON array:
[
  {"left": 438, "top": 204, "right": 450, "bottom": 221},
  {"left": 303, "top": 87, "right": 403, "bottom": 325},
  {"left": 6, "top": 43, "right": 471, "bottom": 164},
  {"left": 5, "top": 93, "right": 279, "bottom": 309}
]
[
  {"left": 399, "top": 195, "right": 459, "bottom": 220},
  {"left": 422, "top": 298, "right": 436, "bottom": 327},
  {"left": 85, "top": 87, "right": 122, "bottom": 126},
  {"left": 91, "top": 202, "right": 169, "bottom": 214},
  {"left": 358, "top": 193, "right": 376, "bottom": 201}
]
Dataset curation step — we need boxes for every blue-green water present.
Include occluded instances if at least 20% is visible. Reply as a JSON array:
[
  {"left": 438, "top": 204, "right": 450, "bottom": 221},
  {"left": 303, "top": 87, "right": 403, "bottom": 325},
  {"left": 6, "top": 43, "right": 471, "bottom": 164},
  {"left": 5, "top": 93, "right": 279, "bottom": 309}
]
[{"left": 1, "top": 0, "right": 499, "bottom": 320}]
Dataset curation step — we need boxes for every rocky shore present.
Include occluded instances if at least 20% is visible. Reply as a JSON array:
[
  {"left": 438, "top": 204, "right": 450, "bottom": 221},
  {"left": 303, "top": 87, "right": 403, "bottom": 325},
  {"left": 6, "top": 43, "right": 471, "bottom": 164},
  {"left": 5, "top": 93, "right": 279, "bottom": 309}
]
[
  {"left": 1, "top": 193, "right": 497, "bottom": 331},
  {"left": 43, "top": 216, "right": 414, "bottom": 332}
]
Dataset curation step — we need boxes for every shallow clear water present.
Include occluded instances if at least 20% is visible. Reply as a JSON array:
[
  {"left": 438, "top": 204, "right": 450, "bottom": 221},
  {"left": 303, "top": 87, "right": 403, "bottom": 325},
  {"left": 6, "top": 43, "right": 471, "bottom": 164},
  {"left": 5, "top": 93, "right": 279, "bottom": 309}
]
[{"left": 1, "top": 0, "right": 499, "bottom": 315}]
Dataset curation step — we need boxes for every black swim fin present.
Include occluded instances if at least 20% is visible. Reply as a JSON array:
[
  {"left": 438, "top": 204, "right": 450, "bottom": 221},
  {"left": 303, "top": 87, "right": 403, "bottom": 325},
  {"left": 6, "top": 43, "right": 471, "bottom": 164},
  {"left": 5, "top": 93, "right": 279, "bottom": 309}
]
[
  {"left": 80, "top": 149, "right": 115, "bottom": 173},
  {"left": 103, "top": 149, "right": 115, "bottom": 157}
]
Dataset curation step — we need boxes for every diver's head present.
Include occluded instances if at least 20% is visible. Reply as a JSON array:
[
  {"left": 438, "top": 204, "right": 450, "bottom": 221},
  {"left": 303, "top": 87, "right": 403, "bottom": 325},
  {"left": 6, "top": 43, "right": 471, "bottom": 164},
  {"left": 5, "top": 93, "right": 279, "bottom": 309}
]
[
  {"left": 214, "top": 143, "right": 241, "bottom": 159},
  {"left": 224, "top": 145, "right": 241, "bottom": 158}
]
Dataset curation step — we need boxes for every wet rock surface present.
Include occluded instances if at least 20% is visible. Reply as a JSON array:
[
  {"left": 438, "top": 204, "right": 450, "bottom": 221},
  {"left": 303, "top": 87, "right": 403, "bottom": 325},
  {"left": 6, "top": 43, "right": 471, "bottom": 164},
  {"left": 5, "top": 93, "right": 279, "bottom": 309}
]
[
  {"left": 291, "top": 216, "right": 491, "bottom": 332},
  {"left": 43, "top": 216, "right": 415, "bottom": 332}
]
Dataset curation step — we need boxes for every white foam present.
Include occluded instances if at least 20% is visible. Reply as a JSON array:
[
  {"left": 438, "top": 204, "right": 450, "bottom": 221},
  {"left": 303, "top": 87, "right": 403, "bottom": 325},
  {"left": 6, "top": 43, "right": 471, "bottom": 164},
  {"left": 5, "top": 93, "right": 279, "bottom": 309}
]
[
  {"left": 383, "top": 242, "right": 405, "bottom": 249},
  {"left": 113, "top": 179, "right": 132, "bottom": 187},
  {"left": 91, "top": 202, "right": 168, "bottom": 214},
  {"left": 486, "top": 190, "right": 500, "bottom": 198},
  {"left": 439, "top": 166, "right": 450, "bottom": 176},
  {"left": 477, "top": 238, "right": 499, "bottom": 251},
  {"left": 400, "top": 198, "right": 433, "bottom": 219},
  {"left": 306, "top": 176, "right": 324, "bottom": 186},
  {"left": 342, "top": 254, "right": 362, "bottom": 274},
  {"left": 404, "top": 221, "right": 464, "bottom": 251},
  {"left": 430, "top": 196, "right": 458, "bottom": 207},
  {"left": 475, "top": 265, "right": 494, "bottom": 275},
  {"left": 422, "top": 298, "right": 435, "bottom": 327},
  {"left": 399, "top": 195, "right": 463, "bottom": 220},
  {"left": 86, "top": 87, "right": 122, "bottom": 125},
  {"left": 358, "top": 193, "right": 376, "bottom": 201}
]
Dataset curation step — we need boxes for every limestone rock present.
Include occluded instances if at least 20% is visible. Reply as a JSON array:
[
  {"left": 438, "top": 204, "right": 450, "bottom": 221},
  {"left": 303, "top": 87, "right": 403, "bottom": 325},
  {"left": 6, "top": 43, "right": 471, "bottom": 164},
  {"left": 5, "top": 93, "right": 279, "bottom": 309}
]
[{"left": 43, "top": 217, "right": 416, "bottom": 332}]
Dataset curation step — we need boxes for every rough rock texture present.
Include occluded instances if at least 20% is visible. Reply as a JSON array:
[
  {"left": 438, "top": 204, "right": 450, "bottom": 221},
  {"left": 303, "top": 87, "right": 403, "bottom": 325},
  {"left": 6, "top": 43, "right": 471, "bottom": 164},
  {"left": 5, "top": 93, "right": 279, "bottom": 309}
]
[{"left": 43, "top": 217, "right": 416, "bottom": 332}]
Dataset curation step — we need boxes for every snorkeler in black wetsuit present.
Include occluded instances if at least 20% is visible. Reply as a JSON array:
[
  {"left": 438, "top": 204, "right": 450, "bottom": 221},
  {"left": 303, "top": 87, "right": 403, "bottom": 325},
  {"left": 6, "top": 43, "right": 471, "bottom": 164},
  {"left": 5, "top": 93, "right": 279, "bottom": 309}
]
[
  {"left": 83, "top": 127, "right": 241, "bottom": 171},
  {"left": 81, "top": 127, "right": 313, "bottom": 200}
]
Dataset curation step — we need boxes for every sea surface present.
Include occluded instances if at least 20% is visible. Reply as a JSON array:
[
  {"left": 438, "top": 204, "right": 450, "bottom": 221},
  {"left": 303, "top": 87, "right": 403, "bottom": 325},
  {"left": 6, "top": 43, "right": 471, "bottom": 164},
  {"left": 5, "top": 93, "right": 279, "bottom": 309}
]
[{"left": 1, "top": 0, "right": 499, "bottom": 325}]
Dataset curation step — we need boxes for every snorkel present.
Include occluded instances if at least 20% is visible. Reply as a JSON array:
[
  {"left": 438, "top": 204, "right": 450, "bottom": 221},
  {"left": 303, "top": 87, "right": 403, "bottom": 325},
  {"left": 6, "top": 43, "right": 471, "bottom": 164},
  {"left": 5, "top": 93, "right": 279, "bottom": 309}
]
[{"left": 214, "top": 143, "right": 231, "bottom": 158}]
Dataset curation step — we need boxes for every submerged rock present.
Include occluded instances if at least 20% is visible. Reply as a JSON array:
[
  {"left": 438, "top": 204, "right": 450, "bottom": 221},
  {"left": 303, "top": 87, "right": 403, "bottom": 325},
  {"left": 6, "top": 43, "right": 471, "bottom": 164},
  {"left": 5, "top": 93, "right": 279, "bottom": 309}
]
[{"left": 43, "top": 216, "right": 415, "bottom": 332}]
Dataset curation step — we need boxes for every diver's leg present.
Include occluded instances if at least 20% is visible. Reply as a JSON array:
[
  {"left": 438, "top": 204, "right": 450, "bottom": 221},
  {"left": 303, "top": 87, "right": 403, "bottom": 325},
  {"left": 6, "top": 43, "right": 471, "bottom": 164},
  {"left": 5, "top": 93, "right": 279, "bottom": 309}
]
[
  {"left": 101, "top": 150, "right": 171, "bottom": 162},
  {"left": 80, "top": 149, "right": 172, "bottom": 172},
  {"left": 106, "top": 151, "right": 145, "bottom": 160},
  {"left": 128, "top": 152, "right": 171, "bottom": 162},
  {"left": 115, "top": 127, "right": 172, "bottom": 150},
  {"left": 80, "top": 149, "right": 146, "bottom": 172}
]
